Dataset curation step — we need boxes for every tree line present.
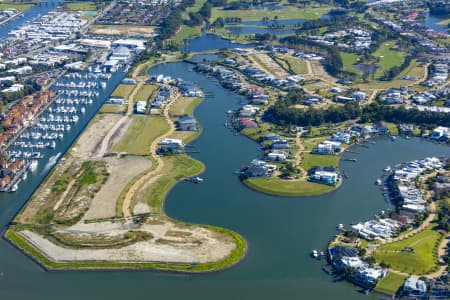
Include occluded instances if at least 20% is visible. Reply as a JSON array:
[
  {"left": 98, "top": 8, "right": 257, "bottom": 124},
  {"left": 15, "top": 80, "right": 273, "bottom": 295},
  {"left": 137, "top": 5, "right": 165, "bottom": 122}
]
[{"left": 264, "top": 98, "right": 450, "bottom": 128}]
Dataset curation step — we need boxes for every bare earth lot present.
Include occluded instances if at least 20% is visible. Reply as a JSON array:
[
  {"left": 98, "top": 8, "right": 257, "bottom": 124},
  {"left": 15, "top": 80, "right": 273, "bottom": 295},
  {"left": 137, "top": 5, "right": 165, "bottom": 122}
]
[
  {"left": 90, "top": 25, "right": 156, "bottom": 38},
  {"left": 13, "top": 109, "right": 237, "bottom": 267},
  {"left": 20, "top": 220, "right": 235, "bottom": 263},
  {"left": 82, "top": 157, "right": 151, "bottom": 220}
]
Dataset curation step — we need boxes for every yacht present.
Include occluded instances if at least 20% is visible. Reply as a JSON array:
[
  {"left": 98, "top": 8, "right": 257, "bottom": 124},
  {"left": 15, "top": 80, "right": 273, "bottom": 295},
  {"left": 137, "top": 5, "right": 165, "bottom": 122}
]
[
  {"left": 10, "top": 184, "right": 18, "bottom": 192},
  {"left": 28, "top": 160, "right": 38, "bottom": 172}
]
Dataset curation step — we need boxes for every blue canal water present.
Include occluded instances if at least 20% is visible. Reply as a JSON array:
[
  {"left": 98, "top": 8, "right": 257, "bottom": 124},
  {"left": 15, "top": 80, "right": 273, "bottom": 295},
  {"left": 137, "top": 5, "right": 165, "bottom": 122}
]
[
  {"left": 424, "top": 12, "right": 449, "bottom": 34},
  {"left": 0, "top": 0, "right": 64, "bottom": 40}
]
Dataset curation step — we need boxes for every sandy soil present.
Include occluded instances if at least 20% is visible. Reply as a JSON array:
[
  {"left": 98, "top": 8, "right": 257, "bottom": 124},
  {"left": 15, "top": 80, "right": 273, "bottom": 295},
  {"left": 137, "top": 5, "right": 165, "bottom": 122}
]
[
  {"left": 20, "top": 221, "right": 235, "bottom": 264},
  {"left": 90, "top": 25, "right": 156, "bottom": 38},
  {"left": 73, "top": 114, "right": 123, "bottom": 159},
  {"left": 250, "top": 52, "right": 289, "bottom": 79},
  {"left": 82, "top": 157, "right": 152, "bottom": 221}
]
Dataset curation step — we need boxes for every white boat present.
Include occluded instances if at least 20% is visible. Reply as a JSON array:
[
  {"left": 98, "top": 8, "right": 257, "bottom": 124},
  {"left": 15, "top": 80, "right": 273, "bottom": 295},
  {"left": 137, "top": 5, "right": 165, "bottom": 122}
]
[
  {"left": 383, "top": 166, "right": 391, "bottom": 172},
  {"left": 10, "top": 184, "right": 18, "bottom": 192},
  {"left": 186, "top": 176, "right": 203, "bottom": 183},
  {"left": 22, "top": 172, "right": 27, "bottom": 180},
  {"left": 337, "top": 224, "right": 344, "bottom": 230},
  {"left": 375, "top": 179, "right": 382, "bottom": 185},
  {"left": 28, "top": 160, "right": 38, "bottom": 172},
  {"left": 311, "top": 250, "right": 319, "bottom": 258}
]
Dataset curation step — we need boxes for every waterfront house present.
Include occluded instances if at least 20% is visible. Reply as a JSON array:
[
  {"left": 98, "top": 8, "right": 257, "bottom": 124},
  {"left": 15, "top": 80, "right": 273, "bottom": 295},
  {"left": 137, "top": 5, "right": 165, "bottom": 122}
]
[
  {"left": 314, "top": 140, "right": 342, "bottom": 155},
  {"left": 354, "top": 266, "right": 385, "bottom": 287},
  {"left": 238, "top": 117, "right": 258, "bottom": 129},
  {"left": 399, "top": 123, "right": 414, "bottom": 135},
  {"left": 245, "top": 159, "right": 275, "bottom": 177},
  {"left": 264, "top": 133, "right": 280, "bottom": 141},
  {"left": 178, "top": 116, "right": 197, "bottom": 131},
  {"left": 429, "top": 126, "right": 448, "bottom": 140},
  {"left": 403, "top": 277, "right": 427, "bottom": 298},
  {"left": 266, "top": 152, "right": 287, "bottom": 162},
  {"left": 351, "top": 218, "right": 399, "bottom": 240},
  {"left": 308, "top": 166, "right": 338, "bottom": 185},
  {"left": 158, "top": 138, "right": 184, "bottom": 154},
  {"left": 429, "top": 279, "right": 450, "bottom": 299},
  {"left": 271, "top": 139, "right": 290, "bottom": 149},
  {"left": 331, "top": 132, "right": 351, "bottom": 144}
]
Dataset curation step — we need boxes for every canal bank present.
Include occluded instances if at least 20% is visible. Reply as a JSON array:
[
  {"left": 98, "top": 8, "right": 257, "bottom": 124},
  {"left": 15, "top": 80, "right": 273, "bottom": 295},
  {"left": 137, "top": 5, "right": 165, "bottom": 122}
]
[{"left": 0, "top": 60, "right": 448, "bottom": 299}]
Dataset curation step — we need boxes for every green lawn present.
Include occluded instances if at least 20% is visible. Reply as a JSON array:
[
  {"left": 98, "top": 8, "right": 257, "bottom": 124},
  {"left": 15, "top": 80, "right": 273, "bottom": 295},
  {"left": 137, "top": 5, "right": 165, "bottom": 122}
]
[
  {"left": 375, "top": 273, "right": 406, "bottom": 295},
  {"left": 65, "top": 2, "right": 96, "bottom": 11},
  {"left": 301, "top": 152, "right": 340, "bottom": 171},
  {"left": 99, "top": 104, "right": 124, "bottom": 114},
  {"left": 173, "top": 24, "right": 203, "bottom": 43},
  {"left": 211, "top": 6, "right": 331, "bottom": 22},
  {"left": 113, "top": 116, "right": 169, "bottom": 155},
  {"left": 281, "top": 54, "right": 308, "bottom": 74},
  {"left": 134, "top": 84, "right": 158, "bottom": 102},
  {"left": 244, "top": 177, "right": 335, "bottom": 197},
  {"left": 340, "top": 52, "right": 361, "bottom": 74},
  {"left": 353, "top": 59, "right": 426, "bottom": 89},
  {"left": 170, "top": 97, "right": 202, "bottom": 117},
  {"left": 383, "top": 122, "right": 399, "bottom": 136},
  {"left": 373, "top": 41, "right": 406, "bottom": 78},
  {"left": 145, "top": 154, "right": 204, "bottom": 212},
  {"left": 301, "top": 137, "right": 340, "bottom": 171},
  {"left": 0, "top": 3, "right": 33, "bottom": 12},
  {"left": 373, "top": 225, "right": 442, "bottom": 275},
  {"left": 111, "top": 84, "right": 135, "bottom": 99},
  {"left": 436, "top": 18, "right": 450, "bottom": 26},
  {"left": 186, "top": 0, "right": 207, "bottom": 13}
]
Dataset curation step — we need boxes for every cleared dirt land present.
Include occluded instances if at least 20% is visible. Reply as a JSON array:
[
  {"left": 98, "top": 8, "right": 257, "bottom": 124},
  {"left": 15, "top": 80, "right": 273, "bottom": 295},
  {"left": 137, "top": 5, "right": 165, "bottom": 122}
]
[
  {"left": 19, "top": 220, "right": 235, "bottom": 264},
  {"left": 90, "top": 25, "right": 156, "bottom": 38},
  {"left": 10, "top": 103, "right": 241, "bottom": 270},
  {"left": 249, "top": 52, "right": 289, "bottom": 79}
]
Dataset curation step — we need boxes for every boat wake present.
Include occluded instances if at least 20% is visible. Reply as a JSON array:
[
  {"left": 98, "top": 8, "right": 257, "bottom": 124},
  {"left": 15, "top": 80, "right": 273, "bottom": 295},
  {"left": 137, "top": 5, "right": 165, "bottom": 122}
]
[{"left": 40, "top": 152, "right": 62, "bottom": 175}]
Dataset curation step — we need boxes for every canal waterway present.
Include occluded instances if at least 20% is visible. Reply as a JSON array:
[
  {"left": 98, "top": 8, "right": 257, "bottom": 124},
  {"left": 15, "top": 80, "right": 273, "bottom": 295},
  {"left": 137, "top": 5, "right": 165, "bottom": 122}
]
[
  {"left": 0, "top": 59, "right": 448, "bottom": 299},
  {"left": 0, "top": 0, "right": 64, "bottom": 40},
  {"left": 424, "top": 12, "right": 449, "bottom": 34}
]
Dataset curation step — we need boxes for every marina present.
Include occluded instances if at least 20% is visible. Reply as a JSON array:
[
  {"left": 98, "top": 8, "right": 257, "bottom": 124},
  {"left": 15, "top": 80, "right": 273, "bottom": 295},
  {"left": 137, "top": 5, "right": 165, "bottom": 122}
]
[{"left": 0, "top": 67, "right": 124, "bottom": 192}]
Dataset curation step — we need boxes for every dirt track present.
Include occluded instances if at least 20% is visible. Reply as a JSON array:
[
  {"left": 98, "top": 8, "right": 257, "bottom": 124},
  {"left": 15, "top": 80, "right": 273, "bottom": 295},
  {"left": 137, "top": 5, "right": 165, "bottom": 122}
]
[{"left": 122, "top": 91, "right": 179, "bottom": 218}]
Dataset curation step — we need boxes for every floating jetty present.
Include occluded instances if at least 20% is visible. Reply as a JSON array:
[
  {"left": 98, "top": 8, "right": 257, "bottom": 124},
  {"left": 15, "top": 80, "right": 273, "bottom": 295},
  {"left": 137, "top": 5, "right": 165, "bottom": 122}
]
[
  {"left": 342, "top": 158, "right": 357, "bottom": 162},
  {"left": 185, "top": 176, "right": 204, "bottom": 184}
]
